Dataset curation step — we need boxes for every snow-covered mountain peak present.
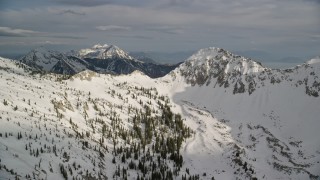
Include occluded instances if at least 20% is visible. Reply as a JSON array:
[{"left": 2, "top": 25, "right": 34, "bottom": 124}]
[
  {"left": 186, "top": 47, "right": 222, "bottom": 63},
  {"left": 78, "top": 43, "right": 133, "bottom": 60},
  {"left": 178, "top": 47, "right": 266, "bottom": 87},
  {"left": 185, "top": 47, "right": 265, "bottom": 71},
  {"left": 102, "top": 45, "right": 132, "bottom": 59}
]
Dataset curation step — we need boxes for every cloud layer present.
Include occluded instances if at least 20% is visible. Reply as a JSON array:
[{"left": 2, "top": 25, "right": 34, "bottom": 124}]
[
  {"left": 0, "top": 27, "right": 39, "bottom": 37},
  {"left": 58, "top": 9, "right": 86, "bottom": 15},
  {"left": 96, "top": 25, "right": 131, "bottom": 31},
  {"left": 0, "top": 0, "right": 319, "bottom": 61}
]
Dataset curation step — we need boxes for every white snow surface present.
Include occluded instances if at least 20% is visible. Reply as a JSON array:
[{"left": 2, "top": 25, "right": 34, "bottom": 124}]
[{"left": 0, "top": 46, "right": 320, "bottom": 180}]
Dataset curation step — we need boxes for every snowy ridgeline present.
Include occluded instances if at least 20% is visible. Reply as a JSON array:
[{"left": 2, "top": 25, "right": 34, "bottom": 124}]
[{"left": 0, "top": 47, "right": 320, "bottom": 180}]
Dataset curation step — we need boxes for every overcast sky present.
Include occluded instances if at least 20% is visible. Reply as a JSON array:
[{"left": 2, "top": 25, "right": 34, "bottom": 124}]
[{"left": 0, "top": 0, "right": 319, "bottom": 62}]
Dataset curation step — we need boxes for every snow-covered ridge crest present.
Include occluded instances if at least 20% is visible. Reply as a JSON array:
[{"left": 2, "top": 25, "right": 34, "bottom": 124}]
[
  {"left": 186, "top": 47, "right": 224, "bottom": 64},
  {"left": 179, "top": 47, "right": 266, "bottom": 86}
]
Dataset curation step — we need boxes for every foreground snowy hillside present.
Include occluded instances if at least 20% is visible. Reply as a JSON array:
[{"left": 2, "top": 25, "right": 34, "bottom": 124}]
[
  {"left": 0, "top": 47, "right": 319, "bottom": 180},
  {"left": 0, "top": 57, "right": 196, "bottom": 180}
]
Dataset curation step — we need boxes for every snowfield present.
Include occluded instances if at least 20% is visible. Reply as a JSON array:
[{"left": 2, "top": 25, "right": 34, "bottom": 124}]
[{"left": 0, "top": 47, "right": 319, "bottom": 179}]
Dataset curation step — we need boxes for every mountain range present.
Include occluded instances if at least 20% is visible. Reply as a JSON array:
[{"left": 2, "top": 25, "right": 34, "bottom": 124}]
[
  {"left": 0, "top": 46, "right": 319, "bottom": 179},
  {"left": 20, "top": 44, "right": 180, "bottom": 78}
]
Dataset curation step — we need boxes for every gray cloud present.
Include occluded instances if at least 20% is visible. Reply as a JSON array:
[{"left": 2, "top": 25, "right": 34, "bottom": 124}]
[
  {"left": 49, "top": 35, "right": 86, "bottom": 39},
  {"left": 146, "top": 26, "right": 184, "bottom": 34},
  {"left": 96, "top": 25, "right": 131, "bottom": 31},
  {"left": 36, "top": 40, "right": 68, "bottom": 45},
  {"left": 130, "top": 35, "right": 153, "bottom": 40},
  {"left": 1, "top": 0, "right": 319, "bottom": 61},
  {"left": 304, "top": 0, "right": 320, "bottom": 3},
  {"left": 0, "top": 26, "right": 85, "bottom": 40},
  {"left": 0, "top": 40, "right": 67, "bottom": 46},
  {"left": 0, "top": 26, "right": 87, "bottom": 47},
  {"left": 58, "top": 9, "right": 86, "bottom": 15},
  {"left": 53, "top": 0, "right": 152, "bottom": 7},
  {"left": 115, "top": 34, "right": 154, "bottom": 40},
  {"left": 54, "top": 0, "right": 114, "bottom": 7},
  {"left": 228, "top": 35, "right": 247, "bottom": 40},
  {"left": 0, "top": 27, "right": 39, "bottom": 37},
  {"left": 159, "top": 0, "right": 196, "bottom": 8}
]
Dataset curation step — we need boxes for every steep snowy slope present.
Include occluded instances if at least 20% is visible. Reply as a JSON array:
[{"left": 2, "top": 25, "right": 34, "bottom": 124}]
[{"left": 158, "top": 47, "right": 320, "bottom": 179}]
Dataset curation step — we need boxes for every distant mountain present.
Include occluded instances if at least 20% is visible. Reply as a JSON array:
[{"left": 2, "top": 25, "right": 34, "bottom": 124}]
[
  {"left": 20, "top": 47, "right": 91, "bottom": 74},
  {"left": 77, "top": 44, "right": 180, "bottom": 78},
  {"left": 20, "top": 44, "right": 180, "bottom": 78}
]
